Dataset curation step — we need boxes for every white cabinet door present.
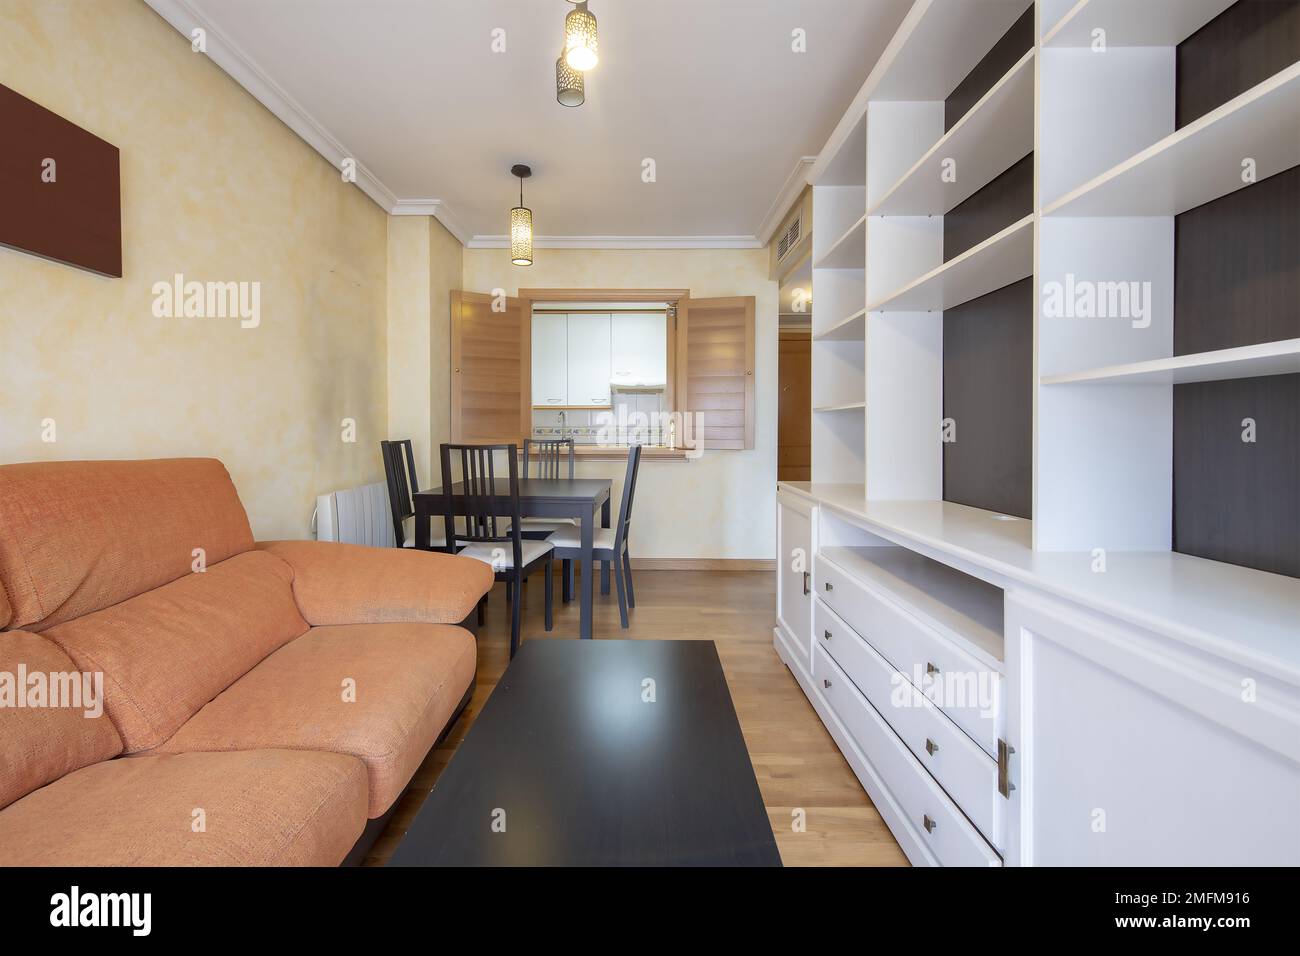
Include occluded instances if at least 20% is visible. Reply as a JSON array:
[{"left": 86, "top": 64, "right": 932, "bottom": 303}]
[
  {"left": 566, "top": 313, "right": 612, "bottom": 406},
  {"left": 776, "top": 490, "right": 816, "bottom": 669},
  {"left": 531, "top": 313, "right": 568, "bottom": 406},
  {"left": 1005, "top": 590, "right": 1300, "bottom": 866},
  {"left": 611, "top": 313, "right": 667, "bottom": 386}
]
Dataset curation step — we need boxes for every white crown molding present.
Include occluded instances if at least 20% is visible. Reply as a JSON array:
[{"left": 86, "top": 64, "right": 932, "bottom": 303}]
[
  {"left": 466, "top": 235, "right": 763, "bottom": 250},
  {"left": 755, "top": 156, "right": 816, "bottom": 245},
  {"left": 143, "top": 0, "right": 399, "bottom": 210},
  {"left": 144, "top": 0, "right": 810, "bottom": 252},
  {"left": 391, "top": 200, "right": 471, "bottom": 244}
]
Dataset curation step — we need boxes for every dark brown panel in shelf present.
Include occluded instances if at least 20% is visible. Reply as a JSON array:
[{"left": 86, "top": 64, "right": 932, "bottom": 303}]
[
  {"left": 943, "top": 278, "right": 1033, "bottom": 519},
  {"left": 1174, "top": 165, "right": 1300, "bottom": 354},
  {"left": 945, "top": 2, "right": 1034, "bottom": 132},
  {"left": 1176, "top": 0, "right": 1300, "bottom": 127},
  {"left": 0, "top": 83, "right": 121, "bottom": 277},
  {"left": 944, "top": 152, "right": 1033, "bottom": 261},
  {"left": 1173, "top": 374, "right": 1299, "bottom": 578}
]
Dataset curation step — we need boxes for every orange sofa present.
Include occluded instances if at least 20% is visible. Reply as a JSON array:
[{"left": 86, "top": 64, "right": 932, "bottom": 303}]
[{"left": 0, "top": 458, "right": 493, "bottom": 865}]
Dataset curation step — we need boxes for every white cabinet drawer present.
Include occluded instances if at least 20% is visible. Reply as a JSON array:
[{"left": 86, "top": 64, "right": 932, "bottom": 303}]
[
  {"left": 813, "top": 643, "right": 1000, "bottom": 867},
  {"left": 815, "top": 598, "right": 1002, "bottom": 847},
  {"left": 818, "top": 554, "right": 1002, "bottom": 756},
  {"left": 817, "top": 556, "right": 911, "bottom": 669}
]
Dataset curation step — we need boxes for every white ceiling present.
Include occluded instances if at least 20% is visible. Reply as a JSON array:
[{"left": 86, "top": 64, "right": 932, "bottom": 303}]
[{"left": 154, "top": 0, "right": 911, "bottom": 244}]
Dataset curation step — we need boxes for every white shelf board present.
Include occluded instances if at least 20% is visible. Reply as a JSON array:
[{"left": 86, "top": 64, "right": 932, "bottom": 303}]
[
  {"left": 778, "top": 484, "right": 1300, "bottom": 686},
  {"left": 813, "top": 214, "right": 867, "bottom": 269},
  {"left": 872, "top": 0, "right": 1034, "bottom": 101},
  {"left": 868, "top": 50, "right": 1034, "bottom": 217},
  {"left": 813, "top": 401, "right": 866, "bottom": 413},
  {"left": 814, "top": 308, "right": 866, "bottom": 342},
  {"left": 1042, "top": 339, "right": 1300, "bottom": 386},
  {"left": 809, "top": 0, "right": 1029, "bottom": 183},
  {"left": 1043, "top": 0, "right": 1235, "bottom": 47},
  {"left": 1044, "top": 63, "right": 1300, "bottom": 217},
  {"left": 867, "top": 215, "right": 1033, "bottom": 313},
  {"left": 821, "top": 545, "right": 1005, "bottom": 667}
]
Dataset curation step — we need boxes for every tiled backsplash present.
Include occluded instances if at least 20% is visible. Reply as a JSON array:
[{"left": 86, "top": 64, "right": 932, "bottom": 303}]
[{"left": 532, "top": 390, "right": 667, "bottom": 446}]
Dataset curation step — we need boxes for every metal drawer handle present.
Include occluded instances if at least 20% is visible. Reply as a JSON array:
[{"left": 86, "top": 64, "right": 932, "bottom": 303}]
[
  {"left": 822, "top": 679, "right": 832, "bottom": 689},
  {"left": 926, "top": 661, "right": 940, "bottom": 676},
  {"left": 824, "top": 581, "right": 834, "bottom": 592},
  {"left": 925, "top": 738, "right": 939, "bottom": 756},
  {"left": 923, "top": 814, "right": 937, "bottom": 833},
  {"left": 802, "top": 571, "right": 810, "bottom": 596},
  {"left": 823, "top": 629, "right": 832, "bottom": 641}
]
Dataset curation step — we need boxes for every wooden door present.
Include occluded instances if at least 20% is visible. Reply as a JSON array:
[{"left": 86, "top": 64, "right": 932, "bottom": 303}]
[
  {"left": 778, "top": 329, "right": 811, "bottom": 480},
  {"left": 675, "top": 296, "right": 756, "bottom": 450},
  {"left": 450, "top": 291, "right": 531, "bottom": 444}
]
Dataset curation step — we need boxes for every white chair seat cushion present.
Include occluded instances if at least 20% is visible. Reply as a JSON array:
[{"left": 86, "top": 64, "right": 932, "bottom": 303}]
[
  {"left": 513, "top": 518, "right": 578, "bottom": 536},
  {"left": 546, "top": 526, "right": 616, "bottom": 551},
  {"left": 459, "top": 538, "right": 554, "bottom": 570},
  {"left": 401, "top": 517, "right": 447, "bottom": 548}
]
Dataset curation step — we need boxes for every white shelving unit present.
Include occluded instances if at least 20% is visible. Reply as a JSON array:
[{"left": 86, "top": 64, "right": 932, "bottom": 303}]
[
  {"left": 1044, "top": 63, "right": 1300, "bottom": 217},
  {"left": 780, "top": 0, "right": 1300, "bottom": 868},
  {"left": 868, "top": 215, "right": 1033, "bottom": 313},
  {"left": 813, "top": 308, "right": 866, "bottom": 342},
  {"left": 1043, "top": 0, "right": 1236, "bottom": 47},
  {"left": 1041, "top": 338, "right": 1300, "bottom": 386},
  {"left": 869, "top": 50, "right": 1035, "bottom": 217},
  {"left": 814, "top": 215, "right": 867, "bottom": 269}
]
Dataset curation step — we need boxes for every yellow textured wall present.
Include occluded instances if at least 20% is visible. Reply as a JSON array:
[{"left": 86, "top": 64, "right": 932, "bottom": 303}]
[
  {"left": 463, "top": 248, "right": 779, "bottom": 559},
  {"left": 0, "top": 0, "right": 389, "bottom": 539},
  {"left": 386, "top": 216, "right": 461, "bottom": 485},
  {"left": 428, "top": 219, "right": 462, "bottom": 472},
  {"left": 386, "top": 218, "right": 433, "bottom": 479}
]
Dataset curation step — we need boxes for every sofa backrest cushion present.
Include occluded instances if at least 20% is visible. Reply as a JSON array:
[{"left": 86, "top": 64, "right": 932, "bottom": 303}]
[
  {"left": 43, "top": 550, "right": 309, "bottom": 753},
  {"left": 0, "top": 459, "right": 255, "bottom": 632},
  {"left": 0, "top": 630, "right": 124, "bottom": 811}
]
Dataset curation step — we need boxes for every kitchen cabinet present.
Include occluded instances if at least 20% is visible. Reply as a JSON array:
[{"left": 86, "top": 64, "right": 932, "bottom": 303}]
[
  {"left": 566, "top": 313, "right": 612, "bottom": 406},
  {"left": 531, "top": 313, "right": 568, "bottom": 406},
  {"left": 611, "top": 313, "right": 668, "bottom": 386}
]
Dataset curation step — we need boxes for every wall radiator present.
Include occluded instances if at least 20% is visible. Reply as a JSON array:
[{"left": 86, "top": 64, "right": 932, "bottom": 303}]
[{"left": 313, "top": 481, "right": 395, "bottom": 548}]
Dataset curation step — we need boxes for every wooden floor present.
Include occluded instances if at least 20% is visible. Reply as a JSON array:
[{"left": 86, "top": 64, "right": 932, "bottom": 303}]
[{"left": 363, "top": 569, "right": 908, "bottom": 866}]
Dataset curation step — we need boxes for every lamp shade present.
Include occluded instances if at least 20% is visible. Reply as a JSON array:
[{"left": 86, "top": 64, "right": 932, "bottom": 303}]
[
  {"left": 564, "top": 3, "right": 598, "bottom": 71},
  {"left": 510, "top": 205, "right": 533, "bottom": 266},
  {"left": 556, "top": 56, "right": 585, "bottom": 107}
]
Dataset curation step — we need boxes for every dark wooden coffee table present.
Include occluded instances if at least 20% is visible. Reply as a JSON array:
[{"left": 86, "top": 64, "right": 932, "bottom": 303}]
[{"left": 389, "top": 640, "right": 781, "bottom": 867}]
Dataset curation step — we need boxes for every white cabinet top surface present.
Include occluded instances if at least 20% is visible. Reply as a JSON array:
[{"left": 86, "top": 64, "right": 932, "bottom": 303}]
[{"left": 780, "top": 482, "right": 1300, "bottom": 683}]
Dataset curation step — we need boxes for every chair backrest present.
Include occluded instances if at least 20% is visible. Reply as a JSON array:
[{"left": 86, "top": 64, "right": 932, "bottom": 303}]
[
  {"left": 614, "top": 444, "right": 644, "bottom": 551},
  {"left": 380, "top": 439, "right": 417, "bottom": 547},
  {"left": 523, "top": 438, "right": 575, "bottom": 479},
  {"left": 439, "top": 443, "right": 524, "bottom": 567}
]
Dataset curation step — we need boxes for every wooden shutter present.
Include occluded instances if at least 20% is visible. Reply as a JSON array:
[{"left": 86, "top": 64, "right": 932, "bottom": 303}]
[
  {"left": 675, "top": 296, "right": 756, "bottom": 450},
  {"left": 450, "top": 291, "right": 531, "bottom": 444}
]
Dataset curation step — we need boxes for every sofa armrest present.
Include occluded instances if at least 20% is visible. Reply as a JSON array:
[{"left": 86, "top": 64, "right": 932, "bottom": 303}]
[{"left": 256, "top": 540, "right": 493, "bottom": 627}]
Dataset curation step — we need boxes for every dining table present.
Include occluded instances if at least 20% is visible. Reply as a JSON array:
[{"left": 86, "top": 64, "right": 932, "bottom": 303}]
[{"left": 413, "top": 477, "right": 613, "bottom": 640}]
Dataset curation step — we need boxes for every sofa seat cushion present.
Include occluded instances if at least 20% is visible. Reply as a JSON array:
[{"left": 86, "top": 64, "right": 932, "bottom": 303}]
[
  {"left": 0, "top": 631, "right": 124, "bottom": 811},
  {"left": 154, "top": 622, "right": 476, "bottom": 817},
  {"left": 44, "top": 551, "right": 309, "bottom": 753},
  {"left": 0, "top": 459, "right": 255, "bottom": 632},
  {"left": 0, "top": 749, "right": 367, "bottom": 866}
]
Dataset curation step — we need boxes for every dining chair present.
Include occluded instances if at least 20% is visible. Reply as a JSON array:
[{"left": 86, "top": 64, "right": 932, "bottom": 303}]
[
  {"left": 520, "top": 438, "right": 583, "bottom": 601},
  {"left": 546, "top": 444, "right": 642, "bottom": 628},
  {"left": 380, "top": 439, "right": 447, "bottom": 550},
  {"left": 440, "top": 443, "right": 554, "bottom": 657}
]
